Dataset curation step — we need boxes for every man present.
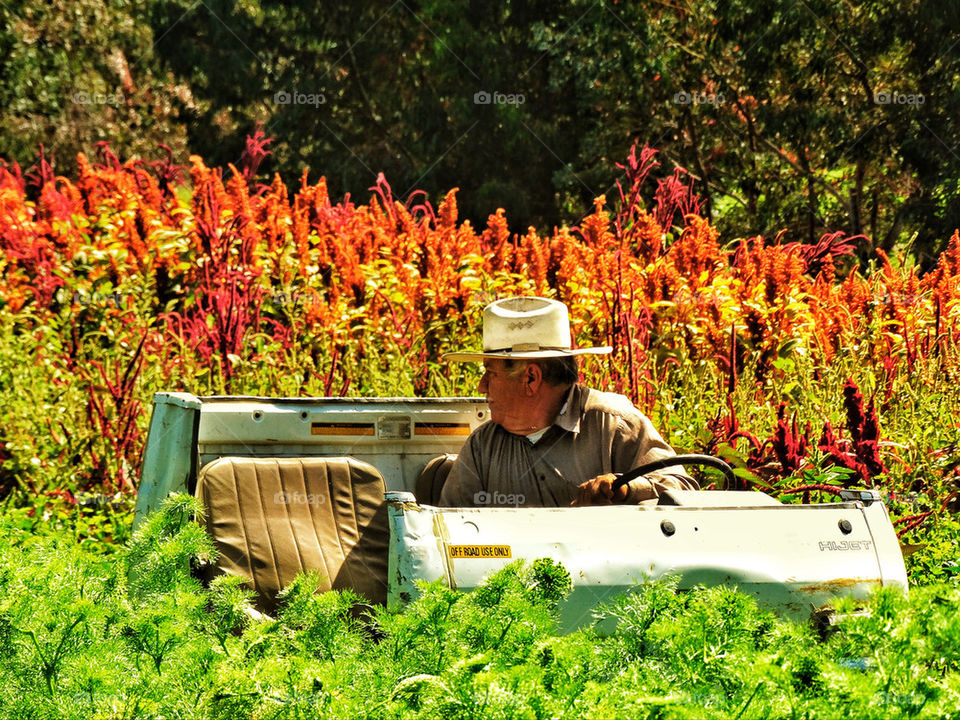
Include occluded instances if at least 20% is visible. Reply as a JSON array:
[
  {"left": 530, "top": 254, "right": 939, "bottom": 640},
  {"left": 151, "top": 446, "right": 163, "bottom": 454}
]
[{"left": 439, "top": 296, "right": 697, "bottom": 507}]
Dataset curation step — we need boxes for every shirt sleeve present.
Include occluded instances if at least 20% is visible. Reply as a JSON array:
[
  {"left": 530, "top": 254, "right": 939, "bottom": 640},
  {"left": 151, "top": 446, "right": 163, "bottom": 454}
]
[
  {"left": 612, "top": 412, "right": 699, "bottom": 502},
  {"left": 438, "top": 431, "right": 485, "bottom": 507}
]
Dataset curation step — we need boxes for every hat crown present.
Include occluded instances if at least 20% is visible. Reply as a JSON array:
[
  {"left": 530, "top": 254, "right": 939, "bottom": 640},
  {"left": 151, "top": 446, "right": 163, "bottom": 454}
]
[
  {"left": 483, "top": 297, "right": 571, "bottom": 353},
  {"left": 442, "top": 296, "right": 611, "bottom": 362}
]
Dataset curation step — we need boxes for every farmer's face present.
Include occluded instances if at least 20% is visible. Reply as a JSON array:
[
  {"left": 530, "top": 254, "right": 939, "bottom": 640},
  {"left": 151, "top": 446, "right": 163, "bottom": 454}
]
[{"left": 478, "top": 359, "right": 533, "bottom": 433}]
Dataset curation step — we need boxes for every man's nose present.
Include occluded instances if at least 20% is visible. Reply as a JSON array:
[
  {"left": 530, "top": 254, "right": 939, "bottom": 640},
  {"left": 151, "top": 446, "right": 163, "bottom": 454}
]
[{"left": 478, "top": 371, "right": 489, "bottom": 393}]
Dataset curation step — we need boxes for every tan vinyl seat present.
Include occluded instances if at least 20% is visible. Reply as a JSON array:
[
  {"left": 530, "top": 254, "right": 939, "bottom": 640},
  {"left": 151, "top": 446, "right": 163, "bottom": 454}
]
[
  {"left": 196, "top": 456, "right": 389, "bottom": 613},
  {"left": 415, "top": 453, "right": 457, "bottom": 505}
]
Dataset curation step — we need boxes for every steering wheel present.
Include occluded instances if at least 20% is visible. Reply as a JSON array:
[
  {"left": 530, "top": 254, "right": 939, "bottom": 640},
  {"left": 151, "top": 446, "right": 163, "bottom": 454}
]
[{"left": 610, "top": 454, "right": 736, "bottom": 493}]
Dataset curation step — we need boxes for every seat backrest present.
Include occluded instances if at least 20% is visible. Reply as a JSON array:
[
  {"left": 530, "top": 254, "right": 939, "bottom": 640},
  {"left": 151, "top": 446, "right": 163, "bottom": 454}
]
[
  {"left": 415, "top": 453, "right": 457, "bottom": 505},
  {"left": 196, "top": 456, "right": 389, "bottom": 612}
]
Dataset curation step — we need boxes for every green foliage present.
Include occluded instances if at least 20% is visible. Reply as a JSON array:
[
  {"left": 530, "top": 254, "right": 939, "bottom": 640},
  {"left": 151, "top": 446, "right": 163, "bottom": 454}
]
[
  {"left": 276, "top": 572, "right": 365, "bottom": 661},
  {"left": 0, "top": 0, "right": 190, "bottom": 169},
  {"left": 125, "top": 493, "right": 213, "bottom": 600},
  {"left": 0, "top": 500, "right": 959, "bottom": 718},
  {"left": 903, "top": 513, "right": 960, "bottom": 588}
]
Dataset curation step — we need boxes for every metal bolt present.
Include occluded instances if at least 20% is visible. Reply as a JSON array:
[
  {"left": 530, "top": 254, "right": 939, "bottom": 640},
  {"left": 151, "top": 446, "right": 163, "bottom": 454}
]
[
  {"left": 839, "top": 519, "right": 853, "bottom": 535},
  {"left": 661, "top": 520, "right": 676, "bottom": 537}
]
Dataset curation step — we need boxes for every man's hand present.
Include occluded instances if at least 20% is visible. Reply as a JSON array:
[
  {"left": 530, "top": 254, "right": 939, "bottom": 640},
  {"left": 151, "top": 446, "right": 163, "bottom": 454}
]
[
  {"left": 571, "top": 473, "right": 629, "bottom": 506},
  {"left": 572, "top": 473, "right": 659, "bottom": 506}
]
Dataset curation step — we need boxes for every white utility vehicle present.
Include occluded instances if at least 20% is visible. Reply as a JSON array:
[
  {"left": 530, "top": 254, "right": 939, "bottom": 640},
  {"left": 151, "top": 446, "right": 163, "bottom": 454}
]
[{"left": 134, "top": 393, "right": 908, "bottom": 629}]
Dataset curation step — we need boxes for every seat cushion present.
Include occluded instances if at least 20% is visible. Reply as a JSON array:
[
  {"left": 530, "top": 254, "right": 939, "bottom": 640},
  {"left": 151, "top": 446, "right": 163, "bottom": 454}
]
[
  {"left": 415, "top": 454, "right": 457, "bottom": 505},
  {"left": 196, "top": 456, "right": 389, "bottom": 611}
]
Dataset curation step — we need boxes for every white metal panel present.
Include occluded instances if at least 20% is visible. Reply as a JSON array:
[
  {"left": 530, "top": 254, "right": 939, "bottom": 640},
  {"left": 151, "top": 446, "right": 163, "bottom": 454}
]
[
  {"left": 387, "top": 494, "right": 908, "bottom": 629},
  {"left": 134, "top": 393, "right": 201, "bottom": 527},
  {"left": 195, "top": 397, "right": 488, "bottom": 491}
]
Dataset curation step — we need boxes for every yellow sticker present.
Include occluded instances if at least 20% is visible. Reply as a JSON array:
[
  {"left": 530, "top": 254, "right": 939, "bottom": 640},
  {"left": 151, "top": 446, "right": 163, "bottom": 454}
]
[
  {"left": 414, "top": 422, "right": 472, "bottom": 436},
  {"left": 310, "top": 422, "right": 375, "bottom": 436},
  {"left": 447, "top": 545, "right": 512, "bottom": 559}
]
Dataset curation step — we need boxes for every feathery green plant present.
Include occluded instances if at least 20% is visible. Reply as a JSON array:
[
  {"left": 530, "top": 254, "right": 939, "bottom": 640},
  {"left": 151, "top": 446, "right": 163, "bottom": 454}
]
[{"left": 1, "top": 494, "right": 960, "bottom": 718}]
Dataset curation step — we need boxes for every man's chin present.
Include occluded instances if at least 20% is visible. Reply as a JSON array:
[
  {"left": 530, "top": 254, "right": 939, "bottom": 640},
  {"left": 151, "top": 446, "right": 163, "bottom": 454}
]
[{"left": 488, "top": 412, "right": 513, "bottom": 431}]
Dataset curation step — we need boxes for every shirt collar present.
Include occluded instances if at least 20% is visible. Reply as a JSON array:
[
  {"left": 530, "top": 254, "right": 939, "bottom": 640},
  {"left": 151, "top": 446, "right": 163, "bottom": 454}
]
[
  {"left": 525, "top": 426, "right": 550, "bottom": 444},
  {"left": 553, "top": 384, "right": 583, "bottom": 434}
]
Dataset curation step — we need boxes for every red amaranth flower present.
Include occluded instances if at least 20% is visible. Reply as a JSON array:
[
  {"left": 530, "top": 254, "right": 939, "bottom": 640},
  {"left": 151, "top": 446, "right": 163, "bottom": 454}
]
[
  {"left": 239, "top": 123, "right": 273, "bottom": 187},
  {"left": 25, "top": 144, "right": 55, "bottom": 193},
  {"left": 772, "top": 403, "right": 810, "bottom": 475},
  {"left": 843, "top": 378, "right": 866, "bottom": 444},
  {"left": 816, "top": 379, "right": 888, "bottom": 486},
  {"left": 782, "top": 231, "right": 862, "bottom": 277},
  {"left": 817, "top": 421, "right": 862, "bottom": 485},
  {"left": 654, "top": 166, "right": 704, "bottom": 231},
  {"left": 614, "top": 141, "right": 661, "bottom": 253}
]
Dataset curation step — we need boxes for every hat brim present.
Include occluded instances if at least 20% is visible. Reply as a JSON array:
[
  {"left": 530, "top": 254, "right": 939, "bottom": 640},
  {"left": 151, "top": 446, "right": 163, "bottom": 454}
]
[{"left": 444, "top": 347, "right": 612, "bottom": 362}]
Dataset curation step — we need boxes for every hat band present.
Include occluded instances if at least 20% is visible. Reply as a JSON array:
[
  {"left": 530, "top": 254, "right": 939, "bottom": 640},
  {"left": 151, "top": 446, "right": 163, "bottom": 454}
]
[{"left": 485, "top": 344, "right": 571, "bottom": 353}]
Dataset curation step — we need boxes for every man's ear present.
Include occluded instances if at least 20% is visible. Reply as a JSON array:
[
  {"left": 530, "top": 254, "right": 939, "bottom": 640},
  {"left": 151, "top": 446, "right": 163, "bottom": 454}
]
[{"left": 524, "top": 363, "right": 543, "bottom": 395}]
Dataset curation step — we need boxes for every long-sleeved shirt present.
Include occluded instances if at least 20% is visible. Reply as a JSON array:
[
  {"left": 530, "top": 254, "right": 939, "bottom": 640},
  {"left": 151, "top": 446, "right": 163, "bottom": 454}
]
[{"left": 438, "top": 384, "right": 698, "bottom": 507}]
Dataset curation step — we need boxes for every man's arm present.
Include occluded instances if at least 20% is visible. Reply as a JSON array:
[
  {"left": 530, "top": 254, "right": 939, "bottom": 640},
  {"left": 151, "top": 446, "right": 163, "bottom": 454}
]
[
  {"left": 623, "top": 469, "right": 698, "bottom": 502},
  {"left": 615, "top": 411, "right": 697, "bottom": 502},
  {"left": 572, "top": 403, "right": 697, "bottom": 506}
]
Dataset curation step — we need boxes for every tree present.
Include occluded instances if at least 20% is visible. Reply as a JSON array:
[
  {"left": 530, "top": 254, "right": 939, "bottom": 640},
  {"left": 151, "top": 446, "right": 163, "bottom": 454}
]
[{"left": 0, "top": 0, "right": 191, "bottom": 174}]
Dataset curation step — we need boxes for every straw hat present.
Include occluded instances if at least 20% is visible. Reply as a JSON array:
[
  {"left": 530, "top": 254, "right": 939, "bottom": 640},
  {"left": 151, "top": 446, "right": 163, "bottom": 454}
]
[{"left": 443, "top": 297, "right": 612, "bottom": 362}]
